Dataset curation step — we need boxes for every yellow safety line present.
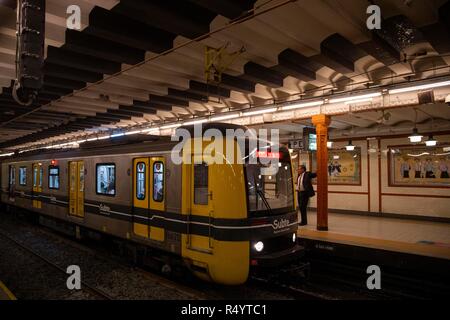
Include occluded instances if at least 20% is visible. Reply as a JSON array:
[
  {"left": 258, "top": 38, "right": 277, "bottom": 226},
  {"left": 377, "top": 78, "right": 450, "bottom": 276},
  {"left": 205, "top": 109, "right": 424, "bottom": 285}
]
[{"left": 0, "top": 280, "right": 16, "bottom": 300}]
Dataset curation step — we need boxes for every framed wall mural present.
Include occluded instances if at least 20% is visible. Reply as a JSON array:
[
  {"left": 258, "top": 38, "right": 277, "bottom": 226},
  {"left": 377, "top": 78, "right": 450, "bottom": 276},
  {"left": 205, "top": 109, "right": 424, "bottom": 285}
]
[
  {"left": 311, "top": 148, "right": 362, "bottom": 185},
  {"left": 389, "top": 145, "right": 450, "bottom": 188}
]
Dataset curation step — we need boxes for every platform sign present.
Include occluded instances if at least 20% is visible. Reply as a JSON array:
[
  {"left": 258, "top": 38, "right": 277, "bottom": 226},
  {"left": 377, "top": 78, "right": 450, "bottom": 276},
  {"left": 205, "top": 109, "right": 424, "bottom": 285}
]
[
  {"left": 288, "top": 139, "right": 304, "bottom": 150},
  {"left": 303, "top": 127, "right": 317, "bottom": 152}
]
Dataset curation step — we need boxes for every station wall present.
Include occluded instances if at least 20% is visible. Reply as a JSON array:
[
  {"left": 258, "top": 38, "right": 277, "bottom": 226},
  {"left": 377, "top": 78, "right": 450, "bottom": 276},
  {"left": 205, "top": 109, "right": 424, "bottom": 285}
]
[{"left": 295, "top": 133, "right": 450, "bottom": 221}]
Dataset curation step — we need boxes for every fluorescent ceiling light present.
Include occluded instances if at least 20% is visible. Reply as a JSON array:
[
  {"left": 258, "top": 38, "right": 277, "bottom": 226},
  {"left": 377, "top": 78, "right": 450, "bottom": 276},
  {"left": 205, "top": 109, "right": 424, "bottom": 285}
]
[
  {"left": 210, "top": 113, "right": 240, "bottom": 122},
  {"left": 87, "top": 137, "right": 98, "bottom": 142},
  {"left": 0, "top": 152, "right": 14, "bottom": 157},
  {"left": 345, "top": 98, "right": 373, "bottom": 105},
  {"left": 184, "top": 118, "right": 208, "bottom": 126},
  {"left": 141, "top": 127, "right": 160, "bottom": 133},
  {"left": 329, "top": 92, "right": 381, "bottom": 104},
  {"left": 110, "top": 133, "right": 125, "bottom": 138},
  {"left": 125, "top": 130, "right": 142, "bottom": 135},
  {"left": 160, "top": 123, "right": 181, "bottom": 130},
  {"left": 76, "top": 139, "right": 87, "bottom": 144},
  {"left": 389, "top": 80, "right": 450, "bottom": 94},
  {"left": 327, "top": 141, "right": 333, "bottom": 148},
  {"left": 280, "top": 100, "right": 323, "bottom": 111},
  {"left": 98, "top": 135, "right": 110, "bottom": 140},
  {"left": 242, "top": 107, "right": 277, "bottom": 117}
]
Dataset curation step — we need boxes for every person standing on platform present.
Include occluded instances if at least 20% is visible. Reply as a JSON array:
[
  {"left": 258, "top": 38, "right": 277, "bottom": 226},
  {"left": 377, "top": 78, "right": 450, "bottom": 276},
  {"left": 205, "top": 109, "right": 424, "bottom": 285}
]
[{"left": 296, "top": 165, "right": 316, "bottom": 226}]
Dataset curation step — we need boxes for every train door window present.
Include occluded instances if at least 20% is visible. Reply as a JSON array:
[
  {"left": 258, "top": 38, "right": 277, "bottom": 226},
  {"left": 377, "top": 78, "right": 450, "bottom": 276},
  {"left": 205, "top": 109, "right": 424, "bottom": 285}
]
[
  {"left": 9, "top": 165, "right": 15, "bottom": 196},
  {"left": 96, "top": 163, "right": 115, "bottom": 196},
  {"left": 33, "top": 165, "right": 38, "bottom": 187},
  {"left": 39, "top": 166, "right": 43, "bottom": 188},
  {"left": 49, "top": 166, "right": 60, "bottom": 189},
  {"left": 79, "top": 163, "right": 85, "bottom": 192},
  {"left": 153, "top": 162, "right": 164, "bottom": 202},
  {"left": 9, "top": 165, "right": 15, "bottom": 187},
  {"left": 136, "top": 162, "right": 146, "bottom": 200},
  {"left": 194, "top": 162, "right": 208, "bottom": 205},
  {"left": 19, "top": 167, "right": 27, "bottom": 186}
]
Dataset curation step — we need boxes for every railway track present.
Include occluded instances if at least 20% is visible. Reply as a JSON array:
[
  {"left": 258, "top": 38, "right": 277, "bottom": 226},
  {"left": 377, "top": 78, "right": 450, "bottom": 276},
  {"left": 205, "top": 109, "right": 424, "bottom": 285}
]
[
  {"left": 0, "top": 211, "right": 300, "bottom": 300},
  {"left": 0, "top": 230, "right": 113, "bottom": 300},
  {"left": 0, "top": 212, "right": 208, "bottom": 300},
  {"left": 250, "top": 275, "right": 335, "bottom": 300}
]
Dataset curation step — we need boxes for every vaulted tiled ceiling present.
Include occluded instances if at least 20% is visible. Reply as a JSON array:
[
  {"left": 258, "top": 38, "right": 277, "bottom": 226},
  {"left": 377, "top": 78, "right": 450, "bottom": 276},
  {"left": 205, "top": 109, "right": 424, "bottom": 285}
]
[{"left": 0, "top": 0, "right": 450, "bottom": 149}]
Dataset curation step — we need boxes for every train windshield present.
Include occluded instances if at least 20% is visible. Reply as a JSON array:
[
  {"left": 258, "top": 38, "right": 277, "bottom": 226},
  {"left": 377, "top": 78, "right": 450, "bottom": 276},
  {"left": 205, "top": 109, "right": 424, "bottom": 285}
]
[{"left": 245, "top": 148, "right": 294, "bottom": 216}]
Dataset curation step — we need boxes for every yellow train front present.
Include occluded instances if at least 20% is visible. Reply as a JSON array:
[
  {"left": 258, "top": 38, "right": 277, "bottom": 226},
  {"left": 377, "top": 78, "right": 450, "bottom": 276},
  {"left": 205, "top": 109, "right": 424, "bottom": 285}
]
[{"left": 0, "top": 123, "right": 303, "bottom": 286}]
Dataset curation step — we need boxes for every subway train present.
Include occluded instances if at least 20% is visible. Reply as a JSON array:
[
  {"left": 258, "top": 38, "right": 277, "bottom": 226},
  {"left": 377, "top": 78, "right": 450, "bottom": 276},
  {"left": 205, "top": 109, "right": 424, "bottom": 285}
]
[{"left": 0, "top": 123, "right": 303, "bottom": 285}]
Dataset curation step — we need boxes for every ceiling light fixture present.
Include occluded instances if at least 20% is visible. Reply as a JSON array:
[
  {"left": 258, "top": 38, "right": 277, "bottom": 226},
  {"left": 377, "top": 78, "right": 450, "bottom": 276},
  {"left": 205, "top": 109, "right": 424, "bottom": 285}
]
[
  {"left": 242, "top": 107, "right": 277, "bottom": 117},
  {"left": 389, "top": 80, "right": 450, "bottom": 94},
  {"left": 329, "top": 92, "right": 381, "bottom": 104},
  {"left": 409, "top": 109, "right": 423, "bottom": 143},
  {"left": 160, "top": 123, "right": 182, "bottom": 130},
  {"left": 344, "top": 98, "right": 373, "bottom": 105},
  {"left": 280, "top": 100, "right": 323, "bottom": 111},
  {"left": 210, "top": 113, "right": 240, "bottom": 122},
  {"left": 110, "top": 133, "right": 125, "bottom": 138},
  {"left": 125, "top": 130, "right": 142, "bottom": 135},
  {"left": 408, "top": 128, "right": 423, "bottom": 143},
  {"left": 184, "top": 118, "right": 208, "bottom": 126},
  {"left": 0, "top": 152, "right": 14, "bottom": 157},
  {"left": 345, "top": 140, "right": 355, "bottom": 151},
  {"left": 141, "top": 127, "right": 160, "bottom": 133},
  {"left": 425, "top": 135, "right": 437, "bottom": 147}
]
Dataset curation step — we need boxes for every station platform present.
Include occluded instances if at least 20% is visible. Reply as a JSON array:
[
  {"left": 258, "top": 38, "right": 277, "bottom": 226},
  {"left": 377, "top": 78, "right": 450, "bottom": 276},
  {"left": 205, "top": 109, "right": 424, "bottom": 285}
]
[
  {"left": 297, "top": 212, "right": 450, "bottom": 278},
  {"left": 298, "top": 212, "right": 450, "bottom": 260},
  {"left": 0, "top": 280, "right": 15, "bottom": 300}
]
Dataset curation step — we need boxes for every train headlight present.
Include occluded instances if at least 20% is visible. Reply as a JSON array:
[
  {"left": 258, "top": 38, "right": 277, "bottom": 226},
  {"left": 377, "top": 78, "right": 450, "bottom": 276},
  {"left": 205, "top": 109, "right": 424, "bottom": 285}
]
[
  {"left": 254, "top": 241, "right": 264, "bottom": 252},
  {"left": 292, "top": 233, "right": 297, "bottom": 243}
]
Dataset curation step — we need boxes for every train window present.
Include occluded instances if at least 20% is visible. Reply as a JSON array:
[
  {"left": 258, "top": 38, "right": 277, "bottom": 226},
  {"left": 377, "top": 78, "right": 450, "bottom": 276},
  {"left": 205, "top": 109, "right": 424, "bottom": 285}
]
[
  {"left": 136, "top": 162, "right": 146, "bottom": 200},
  {"left": 194, "top": 163, "right": 208, "bottom": 205},
  {"left": 49, "top": 166, "right": 60, "bottom": 189},
  {"left": 96, "top": 164, "right": 116, "bottom": 196},
  {"left": 19, "top": 167, "right": 27, "bottom": 186},
  {"left": 153, "top": 162, "right": 164, "bottom": 202}
]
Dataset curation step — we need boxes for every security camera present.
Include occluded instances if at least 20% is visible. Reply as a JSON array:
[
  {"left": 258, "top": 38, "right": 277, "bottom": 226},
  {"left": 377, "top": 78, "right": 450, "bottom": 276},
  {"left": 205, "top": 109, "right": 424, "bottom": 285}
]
[{"left": 446, "top": 94, "right": 450, "bottom": 106}]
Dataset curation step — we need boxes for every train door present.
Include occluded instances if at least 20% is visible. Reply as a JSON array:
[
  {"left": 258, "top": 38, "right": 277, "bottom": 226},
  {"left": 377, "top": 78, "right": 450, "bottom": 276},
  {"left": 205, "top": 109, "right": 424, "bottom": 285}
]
[
  {"left": 8, "top": 165, "right": 15, "bottom": 201},
  {"left": 187, "top": 153, "right": 215, "bottom": 253},
  {"left": 133, "top": 158, "right": 149, "bottom": 238},
  {"left": 32, "top": 163, "right": 43, "bottom": 208},
  {"left": 132, "top": 157, "right": 166, "bottom": 241},
  {"left": 69, "top": 161, "right": 84, "bottom": 218}
]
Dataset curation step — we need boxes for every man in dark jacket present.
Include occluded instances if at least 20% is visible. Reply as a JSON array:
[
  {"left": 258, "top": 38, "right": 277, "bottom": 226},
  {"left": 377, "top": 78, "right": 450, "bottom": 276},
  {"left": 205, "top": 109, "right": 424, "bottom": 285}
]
[{"left": 297, "top": 165, "right": 316, "bottom": 226}]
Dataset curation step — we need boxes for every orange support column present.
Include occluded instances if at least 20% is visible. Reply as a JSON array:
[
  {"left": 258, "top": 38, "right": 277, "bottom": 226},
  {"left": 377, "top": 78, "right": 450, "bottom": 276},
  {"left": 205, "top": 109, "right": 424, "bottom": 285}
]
[{"left": 312, "top": 114, "right": 331, "bottom": 231}]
